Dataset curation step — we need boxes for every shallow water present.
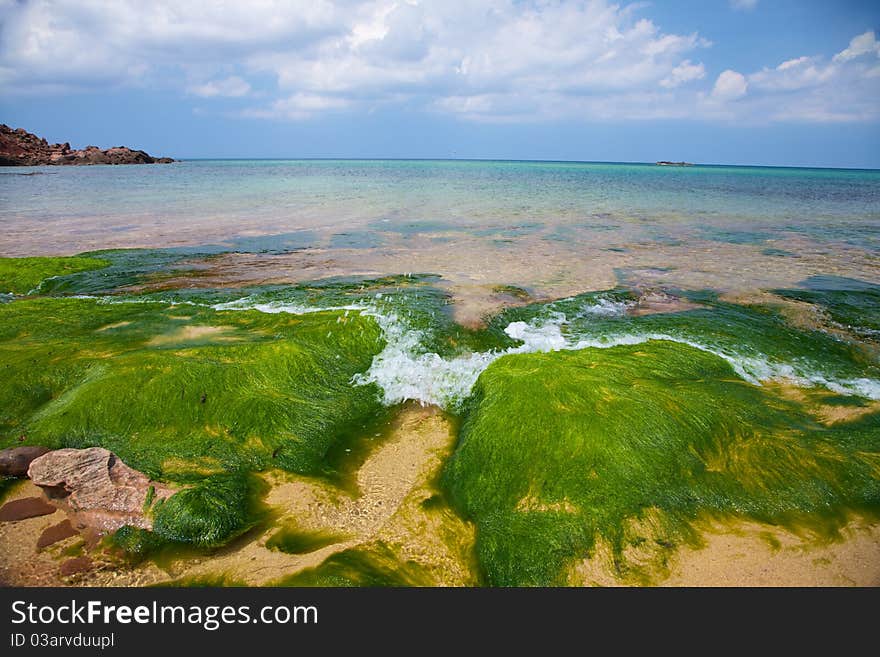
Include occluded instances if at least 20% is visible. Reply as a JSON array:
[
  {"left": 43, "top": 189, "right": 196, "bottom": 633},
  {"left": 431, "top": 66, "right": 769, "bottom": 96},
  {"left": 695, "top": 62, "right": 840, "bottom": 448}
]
[{"left": 1, "top": 160, "right": 879, "bottom": 307}]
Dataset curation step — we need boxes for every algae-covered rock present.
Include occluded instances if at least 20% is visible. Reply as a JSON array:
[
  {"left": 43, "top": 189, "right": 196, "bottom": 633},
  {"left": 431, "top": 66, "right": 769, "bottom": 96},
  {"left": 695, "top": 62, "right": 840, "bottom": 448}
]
[
  {"left": 152, "top": 473, "right": 256, "bottom": 547},
  {"left": 443, "top": 340, "right": 880, "bottom": 586},
  {"left": 0, "top": 256, "right": 110, "bottom": 295},
  {"left": 0, "top": 296, "right": 385, "bottom": 479}
]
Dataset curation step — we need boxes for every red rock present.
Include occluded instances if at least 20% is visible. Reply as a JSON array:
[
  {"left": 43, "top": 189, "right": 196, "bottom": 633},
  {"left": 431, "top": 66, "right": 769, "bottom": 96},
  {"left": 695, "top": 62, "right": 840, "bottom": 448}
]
[
  {"left": 28, "top": 447, "right": 175, "bottom": 534},
  {"left": 59, "top": 556, "right": 93, "bottom": 577},
  {"left": 0, "top": 446, "right": 51, "bottom": 477},
  {"left": 37, "top": 519, "right": 78, "bottom": 548},
  {"left": 0, "top": 124, "right": 173, "bottom": 166},
  {"left": 0, "top": 496, "right": 57, "bottom": 521}
]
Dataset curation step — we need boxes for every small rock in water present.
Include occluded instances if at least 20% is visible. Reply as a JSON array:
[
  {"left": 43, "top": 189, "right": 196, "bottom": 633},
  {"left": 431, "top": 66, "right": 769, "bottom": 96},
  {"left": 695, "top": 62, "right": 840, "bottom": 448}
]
[
  {"left": 59, "top": 556, "right": 93, "bottom": 577},
  {"left": 37, "top": 519, "right": 78, "bottom": 548},
  {"left": 0, "top": 496, "right": 58, "bottom": 521}
]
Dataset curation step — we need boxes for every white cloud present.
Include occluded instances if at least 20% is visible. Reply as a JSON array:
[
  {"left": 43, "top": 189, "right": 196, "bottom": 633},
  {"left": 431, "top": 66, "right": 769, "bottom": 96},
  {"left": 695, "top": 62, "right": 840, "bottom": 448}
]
[
  {"left": 0, "top": 1, "right": 877, "bottom": 125},
  {"left": 242, "top": 93, "right": 350, "bottom": 120},
  {"left": 749, "top": 56, "right": 835, "bottom": 92},
  {"left": 0, "top": 0, "right": 344, "bottom": 92},
  {"left": 833, "top": 30, "right": 880, "bottom": 63},
  {"left": 711, "top": 70, "right": 748, "bottom": 100},
  {"left": 731, "top": 33, "right": 880, "bottom": 122},
  {"left": 660, "top": 59, "right": 706, "bottom": 88},
  {"left": 0, "top": 0, "right": 712, "bottom": 122},
  {"left": 729, "top": 0, "right": 758, "bottom": 10},
  {"left": 188, "top": 76, "right": 251, "bottom": 97}
]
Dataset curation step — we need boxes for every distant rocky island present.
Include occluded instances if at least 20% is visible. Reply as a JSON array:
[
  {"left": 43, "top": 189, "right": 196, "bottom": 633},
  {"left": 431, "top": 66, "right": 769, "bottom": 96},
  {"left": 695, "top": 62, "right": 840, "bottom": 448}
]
[
  {"left": 0, "top": 124, "right": 174, "bottom": 166},
  {"left": 655, "top": 161, "right": 693, "bottom": 167}
]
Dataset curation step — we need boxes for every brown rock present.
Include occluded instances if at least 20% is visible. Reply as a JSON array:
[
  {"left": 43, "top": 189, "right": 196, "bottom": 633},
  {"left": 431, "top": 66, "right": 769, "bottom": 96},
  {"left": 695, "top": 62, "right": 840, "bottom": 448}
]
[
  {"left": 28, "top": 447, "right": 175, "bottom": 534},
  {"left": 37, "top": 519, "right": 79, "bottom": 548},
  {"left": 0, "top": 446, "right": 51, "bottom": 477},
  {"left": 0, "top": 496, "right": 58, "bottom": 521},
  {"left": 59, "top": 556, "right": 93, "bottom": 577},
  {"left": 0, "top": 124, "right": 173, "bottom": 166}
]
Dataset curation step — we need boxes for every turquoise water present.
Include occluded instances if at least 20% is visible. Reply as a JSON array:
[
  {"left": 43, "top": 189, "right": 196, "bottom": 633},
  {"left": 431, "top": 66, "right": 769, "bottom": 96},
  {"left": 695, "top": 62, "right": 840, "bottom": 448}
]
[
  {"left": 1, "top": 160, "right": 879, "bottom": 252},
  {"left": 1, "top": 159, "right": 879, "bottom": 309}
]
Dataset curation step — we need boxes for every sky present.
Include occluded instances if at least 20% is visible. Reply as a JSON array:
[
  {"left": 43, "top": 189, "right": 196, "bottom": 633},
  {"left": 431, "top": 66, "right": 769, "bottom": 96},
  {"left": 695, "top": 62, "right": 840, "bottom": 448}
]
[{"left": 1, "top": 0, "right": 879, "bottom": 167}]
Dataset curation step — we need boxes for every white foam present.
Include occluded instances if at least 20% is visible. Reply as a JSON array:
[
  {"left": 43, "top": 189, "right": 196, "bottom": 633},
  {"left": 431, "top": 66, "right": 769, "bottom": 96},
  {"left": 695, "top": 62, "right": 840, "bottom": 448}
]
[
  {"left": 211, "top": 298, "right": 365, "bottom": 314},
  {"left": 503, "top": 314, "right": 568, "bottom": 352},
  {"left": 208, "top": 296, "right": 880, "bottom": 407},
  {"left": 576, "top": 297, "right": 633, "bottom": 317},
  {"left": 348, "top": 308, "right": 498, "bottom": 407}
]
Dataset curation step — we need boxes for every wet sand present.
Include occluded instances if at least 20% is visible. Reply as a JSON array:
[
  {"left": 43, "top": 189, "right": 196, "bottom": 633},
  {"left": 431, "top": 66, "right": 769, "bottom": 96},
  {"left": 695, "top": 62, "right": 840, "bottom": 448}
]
[
  {"left": 2, "top": 403, "right": 878, "bottom": 587},
  {"left": 0, "top": 405, "right": 475, "bottom": 587},
  {"left": 662, "top": 520, "right": 880, "bottom": 587}
]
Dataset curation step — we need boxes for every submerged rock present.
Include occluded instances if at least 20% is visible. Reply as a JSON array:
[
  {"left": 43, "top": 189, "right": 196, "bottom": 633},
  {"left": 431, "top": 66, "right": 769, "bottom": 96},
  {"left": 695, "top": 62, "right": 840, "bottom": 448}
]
[
  {"left": 27, "top": 448, "right": 175, "bottom": 533},
  {"left": 0, "top": 124, "right": 174, "bottom": 166},
  {"left": 0, "top": 446, "right": 51, "bottom": 477},
  {"left": 0, "top": 496, "right": 58, "bottom": 521},
  {"left": 37, "top": 519, "right": 78, "bottom": 548},
  {"left": 59, "top": 556, "right": 93, "bottom": 577}
]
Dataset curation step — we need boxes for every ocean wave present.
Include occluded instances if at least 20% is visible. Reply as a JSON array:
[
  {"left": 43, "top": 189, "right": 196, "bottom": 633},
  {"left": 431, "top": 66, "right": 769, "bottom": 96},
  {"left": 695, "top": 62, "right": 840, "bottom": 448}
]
[
  {"left": 211, "top": 298, "right": 366, "bottom": 314},
  {"left": 206, "top": 296, "right": 880, "bottom": 408}
]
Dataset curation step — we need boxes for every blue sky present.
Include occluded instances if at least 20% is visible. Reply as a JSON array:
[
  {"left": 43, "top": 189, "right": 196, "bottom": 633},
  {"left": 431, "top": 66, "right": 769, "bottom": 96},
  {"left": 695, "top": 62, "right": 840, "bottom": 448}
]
[{"left": 1, "top": 0, "right": 879, "bottom": 167}]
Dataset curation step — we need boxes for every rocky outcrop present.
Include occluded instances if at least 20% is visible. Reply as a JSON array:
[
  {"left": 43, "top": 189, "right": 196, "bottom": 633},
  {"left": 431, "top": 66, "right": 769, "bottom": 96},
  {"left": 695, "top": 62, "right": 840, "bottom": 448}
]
[
  {"left": 27, "top": 447, "right": 175, "bottom": 533},
  {"left": 0, "top": 446, "right": 51, "bottom": 477},
  {"left": 0, "top": 124, "right": 174, "bottom": 166}
]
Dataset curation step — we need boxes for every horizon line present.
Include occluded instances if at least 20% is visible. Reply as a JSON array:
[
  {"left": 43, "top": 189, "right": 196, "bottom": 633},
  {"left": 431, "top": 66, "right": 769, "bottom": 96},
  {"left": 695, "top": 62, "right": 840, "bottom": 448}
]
[{"left": 170, "top": 157, "right": 880, "bottom": 172}]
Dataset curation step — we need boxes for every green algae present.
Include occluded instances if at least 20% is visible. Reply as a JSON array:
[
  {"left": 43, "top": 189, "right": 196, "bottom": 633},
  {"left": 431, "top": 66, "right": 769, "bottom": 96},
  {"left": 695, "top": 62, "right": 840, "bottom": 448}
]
[
  {"left": 152, "top": 574, "right": 248, "bottom": 587},
  {"left": 265, "top": 525, "right": 345, "bottom": 554},
  {"left": 106, "top": 476, "right": 270, "bottom": 561},
  {"left": 2, "top": 262, "right": 880, "bottom": 583},
  {"left": 158, "top": 272, "right": 511, "bottom": 360},
  {"left": 35, "top": 248, "right": 220, "bottom": 296},
  {"left": 0, "top": 296, "right": 385, "bottom": 480},
  {"left": 443, "top": 341, "right": 880, "bottom": 586},
  {"left": 0, "top": 292, "right": 388, "bottom": 549},
  {"left": 61, "top": 539, "right": 86, "bottom": 558},
  {"left": 152, "top": 473, "right": 265, "bottom": 547},
  {"left": 273, "top": 544, "right": 432, "bottom": 587},
  {"left": 491, "top": 285, "right": 532, "bottom": 301},
  {"left": 490, "top": 287, "right": 879, "bottom": 385},
  {"left": 106, "top": 526, "right": 169, "bottom": 562},
  {"left": 0, "top": 256, "right": 110, "bottom": 294},
  {"left": 105, "top": 524, "right": 212, "bottom": 568},
  {"left": 773, "top": 276, "right": 880, "bottom": 339}
]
